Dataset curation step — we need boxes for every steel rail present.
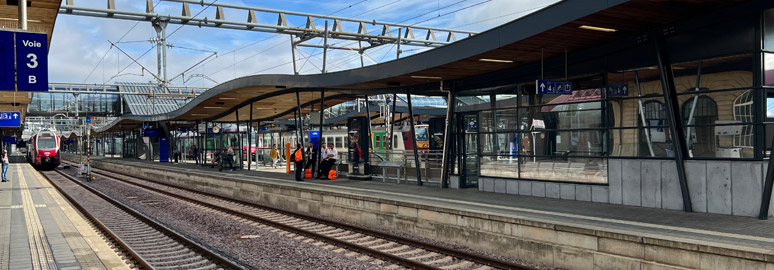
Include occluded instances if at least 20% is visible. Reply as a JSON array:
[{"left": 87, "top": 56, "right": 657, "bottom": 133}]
[
  {"left": 71, "top": 161, "right": 535, "bottom": 270},
  {"left": 43, "top": 169, "right": 246, "bottom": 270},
  {"left": 80, "top": 165, "right": 441, "bottom": 270},
  {"left": 39, "top": 170, "right": 155, "bottom": 270}
]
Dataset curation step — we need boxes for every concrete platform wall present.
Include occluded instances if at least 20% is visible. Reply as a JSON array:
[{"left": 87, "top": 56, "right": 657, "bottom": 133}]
[
  {"left": 474, "top": 159, "right": 771, "bottom": 217},
  {"left": 69, "top": 155, "right": 774, "bottom": 270}
]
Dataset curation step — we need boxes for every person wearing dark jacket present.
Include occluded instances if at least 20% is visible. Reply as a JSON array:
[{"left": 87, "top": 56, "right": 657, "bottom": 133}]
[
  {"left": 304, "top": 142, "right": 317, "bottom": 173},
  {"left": 293, "top": 143, "right": 305, "bottom": 181}
]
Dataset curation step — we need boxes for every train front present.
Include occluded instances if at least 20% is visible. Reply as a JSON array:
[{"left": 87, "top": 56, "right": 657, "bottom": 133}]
[{"left": 32, "top": 131, "right": 60, "bottom": 170}]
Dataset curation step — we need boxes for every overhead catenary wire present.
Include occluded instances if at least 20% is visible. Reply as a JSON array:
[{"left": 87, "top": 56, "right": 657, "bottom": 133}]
[
  {"left": 83, "top": 0, "right": 164, "bottom": 83},
  {"left": 187, "top": 0, "right": 374, "bottom": 84}
]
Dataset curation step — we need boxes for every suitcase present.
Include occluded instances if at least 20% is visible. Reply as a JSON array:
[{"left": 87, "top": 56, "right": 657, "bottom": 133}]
[
  {"left": 328, "top": 170, "right": 337, "bottom": 180},
  {"left": 304, "top": 169, "right": 312, "bottom": 179}
]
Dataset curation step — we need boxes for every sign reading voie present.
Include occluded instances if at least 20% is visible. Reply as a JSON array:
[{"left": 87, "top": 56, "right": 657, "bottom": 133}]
[
  {"left": 15, "top": 32, "right": 48, "bottom": 91},
  {"left": 0, "top": 31, "right": 14, "bottom": 91},
  {"left": 0, "top": 112, "right": 21, "bottom": 127}
]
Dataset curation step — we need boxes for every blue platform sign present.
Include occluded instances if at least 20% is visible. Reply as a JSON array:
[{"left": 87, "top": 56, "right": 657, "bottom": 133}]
[
  {"left": 606, "top": 84, "right": 629, "bottom": 96},
  {"left": 536, "top": 80, "right": 572, "bottom": 95},
  {"left": 15, "top": 32, "right": 48, "bottom": 91},
  {"left": 0, "top": 31, "right": 14, "bottom": 91},
  {"left": 0, "top": 112, "right": 21, "bottom": 127},
  {"left": 3, "top": 136, "right": 16, "bottom": 144}
]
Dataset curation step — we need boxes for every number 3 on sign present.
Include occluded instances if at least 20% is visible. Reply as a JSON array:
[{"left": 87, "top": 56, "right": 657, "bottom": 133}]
[{"left": 26, "top": 53, "right": 38, "bottom": 68}]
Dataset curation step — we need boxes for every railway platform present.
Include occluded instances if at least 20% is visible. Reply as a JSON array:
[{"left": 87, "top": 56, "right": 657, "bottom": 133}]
[
  {"left": 72, "top": 155, "right": 774, "bottom": 270},
  {"left": 0, "top": 162, "right": 129, "bottom": 270}
]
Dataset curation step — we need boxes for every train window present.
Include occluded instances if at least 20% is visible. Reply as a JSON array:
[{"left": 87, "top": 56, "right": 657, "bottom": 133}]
[
  {"left": 394, "top": 135, "right": 399, "bottom": 149},
  {"left": 335, "top": 137, "right": 343, "bottom": 148},
  {"left": 38, "top": 136, "right": 57, "bottom": 149}
]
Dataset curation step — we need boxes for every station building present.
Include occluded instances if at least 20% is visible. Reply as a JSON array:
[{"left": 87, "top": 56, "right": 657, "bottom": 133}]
[{"left": 88, "top": 0, "right": 774, "bottom": 217}]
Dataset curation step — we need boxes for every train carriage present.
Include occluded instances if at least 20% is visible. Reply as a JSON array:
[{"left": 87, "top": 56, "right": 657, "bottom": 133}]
[{"left": 27, "top": 129, "right": 61, "bottom": 170}]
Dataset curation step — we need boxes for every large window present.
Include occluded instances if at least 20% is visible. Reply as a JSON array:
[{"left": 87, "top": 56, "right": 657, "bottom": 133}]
[{"left": 672, "top": 54, "right": 755, "bottom": 158}]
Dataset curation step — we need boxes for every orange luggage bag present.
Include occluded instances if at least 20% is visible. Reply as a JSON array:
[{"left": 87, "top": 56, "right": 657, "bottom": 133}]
[
  {"left": 304, "top": 169, "right": 312, "bottom": 179},
  {"left": 328, "top": 170, "right": 337, "bottom": 180}
]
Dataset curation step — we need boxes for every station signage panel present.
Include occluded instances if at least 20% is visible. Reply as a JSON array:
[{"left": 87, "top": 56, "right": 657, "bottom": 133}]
[
  {"left": 536, "top": 80, "right": 572, "bottom": 95},
  {"left": 0, "top": 30, "right": 48, "bottom": 92},
  {"left": 0, "top": 112, "right": 21, "bottom": 127},
  {"left": 0, "top": 31, "right": 14, "bottom": 91},
  {"left": 606, "top": 84, "right": 629, "bottom": 96}
]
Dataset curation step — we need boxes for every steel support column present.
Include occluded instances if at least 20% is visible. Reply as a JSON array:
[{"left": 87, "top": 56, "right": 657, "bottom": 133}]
[
  {"left": 322, "top": 21, "right": 328, "bottom": 73},
  {"left": 296, "top": 89, "right": 304, "bottom": 145},
  {"left": 760, "top": 136, "right": 774, "bottom": 219},
  {"left": 318, "top": 89, "right": 325, "bottom": 176},
  {"left": 655, "top": 36, "right": 692, "bottom": 212},
  {"left": 440, "top": 85, "right": 456, "bottom": 188},
  {"left": 406, "top": 90, "right": 422, "bottom": 186},
  {"left": 248, "top": 103, "right": 253, "bottom": 171},
  {"left": 389, "top": 93, "right": 397, "bottom": 151},
  {"left": 364, "top": 95, "right": 372, "bottom": 175},
  {"left": 18, "top": 0, "right": 27, "bottom": 30}
]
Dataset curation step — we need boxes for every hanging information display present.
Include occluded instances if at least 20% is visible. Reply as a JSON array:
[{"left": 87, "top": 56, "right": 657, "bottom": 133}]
[
  {"left": 536, "top": 80, "right": 572, "bottom": 95},
  {"left": 0, "top": 30, "right": 48, "bottom": 91}
]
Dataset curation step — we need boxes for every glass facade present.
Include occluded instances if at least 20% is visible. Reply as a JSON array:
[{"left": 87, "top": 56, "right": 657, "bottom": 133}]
[
  {"left": 28, "top": 87, "right": 122, "bottom": 116},
  {"left": 672, "top": 55, "right": 755, "bottom": 158},
  {"left": 453, "top": 51, "right": 761, "bottom": 184}
]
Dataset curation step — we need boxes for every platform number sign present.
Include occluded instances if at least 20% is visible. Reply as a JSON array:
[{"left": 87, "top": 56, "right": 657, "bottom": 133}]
[
  {"left": 0, "top": 30, "right": 48, "bottom": 92},
  {"left": 15, "top": 32, "right": 48, "bottom": 91}
]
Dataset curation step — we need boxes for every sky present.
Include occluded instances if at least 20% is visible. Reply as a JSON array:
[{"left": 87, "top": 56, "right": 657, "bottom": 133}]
[{"left": 49, "top": 0, "right": 559, "bottom": 88}]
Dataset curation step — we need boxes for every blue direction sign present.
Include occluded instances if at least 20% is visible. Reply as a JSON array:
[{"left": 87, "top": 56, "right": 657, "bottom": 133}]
[
  {"left": 0, "top": 31, "right": 13, "bottom": 91},
  {"left": 536, "top": 80, "right": 572, "bottom": 95},
  {"left": 16, "top": 32, "right": 48, "bottom": 91},
  {"left": 606, "top": 84, "right": 629, "bottom": 96},
  {"left": 0, "top": 112, "right": 21, "bottom": 127}
]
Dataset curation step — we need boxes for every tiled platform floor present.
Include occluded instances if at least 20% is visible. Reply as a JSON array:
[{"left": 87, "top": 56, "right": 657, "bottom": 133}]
[{"left": 0, "top": 163, "right": 129, "bottom": 270}]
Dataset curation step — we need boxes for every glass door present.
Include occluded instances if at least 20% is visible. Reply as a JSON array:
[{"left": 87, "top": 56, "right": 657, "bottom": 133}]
[{"left": 460, "top": 113, "right": 479, "bottom": 188}]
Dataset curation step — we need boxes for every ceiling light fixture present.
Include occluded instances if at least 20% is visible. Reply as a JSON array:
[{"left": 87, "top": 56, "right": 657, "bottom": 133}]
[
  {"left": 203, "top": 106, "right": 224, "bottom": 109},
  {"left": 579, "top": 25, "right": 617, "bottom": 32},
  {"left": 0, "top": 18, "right": 43, "bottom": 23},
  {"left": 190, "top": 114, "right": 208, "bottom": 116},
  {"left": 479, "top": 58, "right": 514, "bottom": 63},
  {"left": 410, "top": 76, "right": 442, "bottom": 80},
  {"left": 218, "top": 97, "right": 237, "bottom": 100}
]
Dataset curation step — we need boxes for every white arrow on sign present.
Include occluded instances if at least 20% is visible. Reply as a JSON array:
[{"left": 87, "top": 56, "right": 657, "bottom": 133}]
[
  {"left": 12, "top": 113, "right": 18, "bottom": 119},
  {"left": 540, "top": 82, "right": 545, "bottom": 92}
]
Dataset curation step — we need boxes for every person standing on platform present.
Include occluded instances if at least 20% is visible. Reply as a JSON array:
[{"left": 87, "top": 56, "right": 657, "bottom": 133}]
[
  {"left": 270, "top": 145, "right": 279, "bottom": 169},
  {"left": 293, "top": 143, "right": 305, "bottom": 181},
  {"left": 193, "top": 145, "right": 200, "bottom": 165},
  {"left": 226, "top": 145, "right": 235, "bottom": 171},
  {"left": 319, "top": 144, "right": 338, "bottom": 180},
  {"left": 316, "top": 143, "right": 327, "bottom": 179},
  {"left": 2, "top": 149, "right": 9, "bottom": 182},
  {"left": 304, "top": 142, "right": 317, "bottom": 174}
]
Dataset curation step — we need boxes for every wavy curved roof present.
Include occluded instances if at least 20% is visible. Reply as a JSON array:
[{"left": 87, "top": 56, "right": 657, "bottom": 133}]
[{"left": 95, "top": 0, "right": 744, "bottom": 132}]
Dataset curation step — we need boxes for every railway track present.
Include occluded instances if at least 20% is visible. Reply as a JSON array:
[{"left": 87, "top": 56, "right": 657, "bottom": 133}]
[
  {"left": 62, "top": 161, "right": 534, "bottom": 270},
  {"left": 40, "top": 169, "right": 245, "bottom": 270}
]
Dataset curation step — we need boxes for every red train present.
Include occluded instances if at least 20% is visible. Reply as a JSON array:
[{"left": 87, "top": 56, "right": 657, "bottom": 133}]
[{"left": 27, "top": 129, "right": 61, "bottom": 170}]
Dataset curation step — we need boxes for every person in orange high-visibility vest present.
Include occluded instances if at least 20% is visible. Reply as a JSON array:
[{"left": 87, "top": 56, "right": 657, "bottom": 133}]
[{"left": 293, "top": 142, "right": 305, "bottom": 182}]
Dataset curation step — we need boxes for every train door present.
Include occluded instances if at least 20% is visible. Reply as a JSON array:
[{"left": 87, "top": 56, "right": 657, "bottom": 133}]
[{"left": 458, "top": 113, "right": 479, "bottom": 188}]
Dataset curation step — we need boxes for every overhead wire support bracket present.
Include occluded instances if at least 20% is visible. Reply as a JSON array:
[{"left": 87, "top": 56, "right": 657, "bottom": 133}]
[{"left": 60, "top": 0, "right": 477, "bottom": 49}]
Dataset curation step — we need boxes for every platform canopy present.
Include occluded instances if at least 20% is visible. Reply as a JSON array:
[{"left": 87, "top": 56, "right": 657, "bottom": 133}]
[
  {"left": 0, "top": 0, "right": 61, "bottom": 136},
  {"left": 94, "top": 0, "right": 748, "bottom": 132}
]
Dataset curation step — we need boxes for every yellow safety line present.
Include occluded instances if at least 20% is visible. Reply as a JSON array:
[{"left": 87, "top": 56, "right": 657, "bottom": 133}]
[{"left": 17, "top": 165, "right": 55, "bottom": 270}]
